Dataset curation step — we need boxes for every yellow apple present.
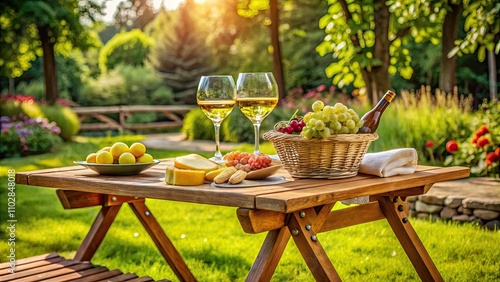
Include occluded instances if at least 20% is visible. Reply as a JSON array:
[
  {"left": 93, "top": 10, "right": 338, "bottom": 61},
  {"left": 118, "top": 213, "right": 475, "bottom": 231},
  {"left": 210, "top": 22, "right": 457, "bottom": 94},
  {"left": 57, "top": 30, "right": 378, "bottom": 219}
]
[
  {"left": 119, "top": 152, "right": 136, "bottom": 164},
  {"left": 137, "top": 153, "right": 154, "bottom": 163}
]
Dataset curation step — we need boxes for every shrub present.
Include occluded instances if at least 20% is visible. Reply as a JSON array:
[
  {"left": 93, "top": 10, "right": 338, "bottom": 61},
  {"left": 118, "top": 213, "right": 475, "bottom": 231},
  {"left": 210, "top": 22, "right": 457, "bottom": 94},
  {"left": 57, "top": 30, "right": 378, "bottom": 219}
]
[
  {"left": 0, "top": 115, "right": 62, "bottom": 158},
  {"left": 78, "top": 65, "right": 173, "bottom": 106},
  {"left": 40, "top": 103, "right": 80, "bottom": 141},
  {"left": 282, "top": 84, "right": 365, "bottom": 115},
  {"left": 443, "top": 101, "right": 499, "bottom": 177},
  {"left": 0, "top": 94, "right": 80, "bottom": 141},
  {"left": 181, "top": 107, "right": 284, "bottom": 144},
  {"left": 99, "top": 29, "right": 154, "bottom": 74},
  {"left": 0, "top": 94, "right": 44, "bottom": 118},
  {"left": 181, "top": 108, "right": 217, "bottom": 141},
  {"left": 14, "top": 80, "right": 46, "bottom": 101}
]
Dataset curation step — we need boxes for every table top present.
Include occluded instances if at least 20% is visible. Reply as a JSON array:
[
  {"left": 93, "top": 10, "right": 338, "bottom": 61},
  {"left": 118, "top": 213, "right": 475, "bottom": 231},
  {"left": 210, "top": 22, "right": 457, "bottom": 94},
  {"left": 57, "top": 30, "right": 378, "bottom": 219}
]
[{"left": 16, "top": 159, "right": 470, "bottom": 213}]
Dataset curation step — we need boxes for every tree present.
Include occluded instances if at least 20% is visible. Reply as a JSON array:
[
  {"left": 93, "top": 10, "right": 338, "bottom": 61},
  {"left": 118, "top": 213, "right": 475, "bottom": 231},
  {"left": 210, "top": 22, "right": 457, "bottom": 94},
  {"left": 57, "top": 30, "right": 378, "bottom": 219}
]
[
  {"left": 449, "top": 0, "right": 499, "bottom": 101},
  {"left": 237, "top": 0, "right": 286, "bottom": 102},
  {"left": 318, "top": 0, "right": 404, "bottom": 103},
  {"left": 440, "top": 1, "right": 462, "bottom": 94},
  {"left": 113, "top": 0, "right": 155, "bottom": 31},
  {"left": 281, "top": 0, "right": 332, "bottom": 90},
  {"left": 0, "top": 0, "right": 102, "bottom": 104},
  {"left": 319, "top": 0, "right": 498, "bottom": 103},
  {"left": 149, "top": 1, "right": 213, "bottom": 104}
]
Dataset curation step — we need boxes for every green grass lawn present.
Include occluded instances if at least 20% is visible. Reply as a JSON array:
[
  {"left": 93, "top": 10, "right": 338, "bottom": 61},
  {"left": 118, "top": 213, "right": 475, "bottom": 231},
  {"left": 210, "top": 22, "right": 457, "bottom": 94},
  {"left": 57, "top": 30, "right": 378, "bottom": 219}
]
[{"left": 0, "top": 136, "right": 499, "bottom": 281}]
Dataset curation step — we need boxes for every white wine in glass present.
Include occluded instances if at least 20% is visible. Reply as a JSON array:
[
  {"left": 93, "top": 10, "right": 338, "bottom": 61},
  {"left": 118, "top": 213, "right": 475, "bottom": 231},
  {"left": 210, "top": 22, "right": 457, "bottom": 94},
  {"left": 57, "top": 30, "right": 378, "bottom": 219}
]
[
  {"left": 197, "top": 75, "right": 236, "bottom": 163},
  {"left": 236, "top": 72, "right": 279, "bottom": 154}
]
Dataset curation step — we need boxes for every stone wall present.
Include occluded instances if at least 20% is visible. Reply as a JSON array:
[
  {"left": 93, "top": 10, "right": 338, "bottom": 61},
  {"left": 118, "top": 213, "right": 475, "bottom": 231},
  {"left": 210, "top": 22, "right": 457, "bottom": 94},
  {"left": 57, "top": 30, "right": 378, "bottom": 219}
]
[{"left": 406, "top": 178, "right": 500, "bottom": 231}]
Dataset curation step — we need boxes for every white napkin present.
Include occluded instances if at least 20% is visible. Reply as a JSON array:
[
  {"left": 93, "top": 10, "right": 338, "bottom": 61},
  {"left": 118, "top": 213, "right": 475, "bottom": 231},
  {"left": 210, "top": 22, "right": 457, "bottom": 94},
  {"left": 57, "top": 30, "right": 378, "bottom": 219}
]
[
  {"left": 342, "top": 148, "right": 418, "bottom": 205},
  {"left": 359, "top": 148, "right": 418, "bottom": 177}
]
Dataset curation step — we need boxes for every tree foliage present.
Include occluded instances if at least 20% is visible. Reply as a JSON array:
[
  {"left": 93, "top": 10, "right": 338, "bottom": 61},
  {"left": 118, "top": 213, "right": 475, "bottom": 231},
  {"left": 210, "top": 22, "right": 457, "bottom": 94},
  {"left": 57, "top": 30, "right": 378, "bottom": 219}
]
[
  {"left": 449, "top": 0, "right": 499, "bottom": 62},
  {"left": 281, "top": 0, "right": 332, "bottom": 90},
  {"left": 148, "top": 1, "right": 213, "bottom": 104},
  {"left": 113, "top": 0, "right": 155, "bottom": 31},
  {"left": 99, "top": 29, "right": 154, "bottom": 74},
  {"left": 0, "top": 0, "right": 102, "bottom": 103},
  {"left": 318, "top": 0, "right": 498, "bottom": 103}
]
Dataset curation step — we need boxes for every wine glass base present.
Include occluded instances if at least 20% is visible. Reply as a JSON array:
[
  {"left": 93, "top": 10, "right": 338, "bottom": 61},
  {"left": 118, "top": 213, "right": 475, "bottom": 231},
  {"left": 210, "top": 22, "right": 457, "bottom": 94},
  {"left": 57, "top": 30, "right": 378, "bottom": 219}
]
[{"left": 209, "top": 156, "right": 225, "bottom": 165}]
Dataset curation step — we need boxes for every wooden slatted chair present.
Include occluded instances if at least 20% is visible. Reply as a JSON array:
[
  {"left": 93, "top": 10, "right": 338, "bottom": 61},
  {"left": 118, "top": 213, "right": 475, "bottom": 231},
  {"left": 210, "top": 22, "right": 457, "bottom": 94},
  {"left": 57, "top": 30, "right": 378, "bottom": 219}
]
[{"left": 0, "top": 253, "right": 170, "bottom": 282}]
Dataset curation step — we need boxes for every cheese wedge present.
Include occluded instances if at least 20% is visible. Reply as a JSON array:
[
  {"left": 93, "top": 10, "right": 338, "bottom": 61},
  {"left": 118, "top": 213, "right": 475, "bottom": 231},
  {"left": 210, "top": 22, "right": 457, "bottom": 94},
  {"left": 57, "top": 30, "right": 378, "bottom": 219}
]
[
  {"left": 165, "top": 165, "right": 206, "bottom": 186},
  {"left": 174, "top": 153, "right": 219, "bottom": 172}
]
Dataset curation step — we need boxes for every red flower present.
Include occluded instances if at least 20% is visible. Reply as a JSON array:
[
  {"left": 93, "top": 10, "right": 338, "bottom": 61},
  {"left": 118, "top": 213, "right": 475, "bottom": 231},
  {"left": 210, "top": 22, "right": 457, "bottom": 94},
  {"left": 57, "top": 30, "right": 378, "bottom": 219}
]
[
  {"left": 486, "top": 152, "right": 499, "bottom": 166},
  {"left": 476, "top": 136, "right": 490, "bottom": 148},
  {"left": 471, "top": 135, "right": 478, "bottom": 145},
  {"left": 446, "top": 140, "right": 459, "bottom": 153},
  {"left": 475, "top": 125, "right": 489, "bottom": 137},
  {"left": 486, "top": 152, "right": 499, "bottom": 163},
  {"left": 495, "top": 147, "right": 500, "bottom": 157},
  {"left": 425, "top": 140, "right": 435, "bottom": 148}
]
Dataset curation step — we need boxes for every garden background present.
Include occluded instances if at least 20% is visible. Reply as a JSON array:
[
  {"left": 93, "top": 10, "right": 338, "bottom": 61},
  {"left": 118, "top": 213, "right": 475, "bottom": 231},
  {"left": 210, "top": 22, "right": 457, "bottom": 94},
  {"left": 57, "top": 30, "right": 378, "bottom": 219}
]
[{"left": 0, "top": 0, "right": 499, "bottom": 281}]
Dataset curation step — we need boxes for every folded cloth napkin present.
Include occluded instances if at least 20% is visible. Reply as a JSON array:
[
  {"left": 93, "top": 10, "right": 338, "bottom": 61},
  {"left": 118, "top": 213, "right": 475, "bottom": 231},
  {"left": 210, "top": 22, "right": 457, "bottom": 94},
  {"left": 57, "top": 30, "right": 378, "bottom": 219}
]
[
  {"left": 359, "top": 148, "right": 418, "bottom": 177},
  {"left": 342, "top": 148, "right": 418, "bottom": 205}
]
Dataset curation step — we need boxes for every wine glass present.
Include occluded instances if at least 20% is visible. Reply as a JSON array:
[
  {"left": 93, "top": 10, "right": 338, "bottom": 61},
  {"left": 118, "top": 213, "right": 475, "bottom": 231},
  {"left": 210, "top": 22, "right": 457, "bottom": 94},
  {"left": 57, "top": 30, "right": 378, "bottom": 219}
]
[
  {"left": 236, "top": 72, "right": 279, "bottom": 154},
  {"left": 197, "top": 75, "right": 236, "bottom": 163}
]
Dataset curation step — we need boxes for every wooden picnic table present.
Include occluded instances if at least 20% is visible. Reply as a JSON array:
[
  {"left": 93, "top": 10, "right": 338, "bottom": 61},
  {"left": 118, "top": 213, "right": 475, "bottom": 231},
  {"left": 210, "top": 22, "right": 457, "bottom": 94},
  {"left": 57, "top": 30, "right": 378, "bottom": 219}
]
[{"left": 15, "top": 159, "right": 470, "bottom": 281}]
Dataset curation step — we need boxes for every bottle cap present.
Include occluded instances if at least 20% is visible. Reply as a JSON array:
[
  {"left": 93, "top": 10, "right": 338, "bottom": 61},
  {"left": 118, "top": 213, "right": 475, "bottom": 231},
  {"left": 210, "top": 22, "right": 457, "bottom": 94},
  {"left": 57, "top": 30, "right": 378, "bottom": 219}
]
[{"left": 384, "top": 90, "right": 396, "bottom": 102}]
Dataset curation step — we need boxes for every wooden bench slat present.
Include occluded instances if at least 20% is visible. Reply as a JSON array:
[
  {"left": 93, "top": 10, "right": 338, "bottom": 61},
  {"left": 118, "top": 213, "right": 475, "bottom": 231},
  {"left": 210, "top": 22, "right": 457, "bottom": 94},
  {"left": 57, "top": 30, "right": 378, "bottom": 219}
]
[
  {"left": 1, "top": 259, "right": 80, "bottom": 280},
  {"left": 0, "top": 257, "right": 66, "bottom": 275},
  {"left": 97, "top": 272, "right": 138, "bottom": 281},
  {"left": 0, "top": 254, "right": 169, "bottom": 282},
  {"left": 125, "top": 276, "right": 156, "bottom": 282},
  {"left": 30, "top": 263, "right": 94, "bottom": 281},
  {"left": 42, "top": 266, "right": 109, "bottom": 282},
  {"left": 0, "top": 253, "right": 60, "bottom": 270}
]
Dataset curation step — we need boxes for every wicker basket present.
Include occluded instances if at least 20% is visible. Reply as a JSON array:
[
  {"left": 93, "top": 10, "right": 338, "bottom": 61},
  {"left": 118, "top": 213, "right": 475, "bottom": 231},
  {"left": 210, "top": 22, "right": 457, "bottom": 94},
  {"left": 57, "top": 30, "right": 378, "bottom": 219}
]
[{"left": 263, "top": 130, "right": 378, "bottom": 179}]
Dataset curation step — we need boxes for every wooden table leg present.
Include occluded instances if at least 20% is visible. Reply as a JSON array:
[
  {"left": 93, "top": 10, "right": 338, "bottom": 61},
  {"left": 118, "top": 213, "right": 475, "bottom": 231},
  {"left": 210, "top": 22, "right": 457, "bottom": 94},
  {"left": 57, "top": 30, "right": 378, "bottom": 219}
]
[
  {"left": 288, "top": 205, "right": 341, "bottom": 281},
  {"left": 377, "top": 196, "right": 444, "bottom": 282},
  {"left": 129, "top": 201, "right": 196, "bottom": 282},
  {"left": 246, "top": 227, "right": 290, "bottom": 282},
  {"left": 74, "top": 205, "right": 121, "bottom": 261}
]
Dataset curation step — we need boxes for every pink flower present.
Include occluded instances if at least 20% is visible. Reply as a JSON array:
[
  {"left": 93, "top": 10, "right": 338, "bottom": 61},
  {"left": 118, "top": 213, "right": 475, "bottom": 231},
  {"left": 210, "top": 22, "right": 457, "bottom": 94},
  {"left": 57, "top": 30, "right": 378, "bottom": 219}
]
[
  {"left": 305, "top": 90, "right": 316, "bottom": 98},
  {"left": 316, "top": 84, "right": 327, "bottom": 92}
]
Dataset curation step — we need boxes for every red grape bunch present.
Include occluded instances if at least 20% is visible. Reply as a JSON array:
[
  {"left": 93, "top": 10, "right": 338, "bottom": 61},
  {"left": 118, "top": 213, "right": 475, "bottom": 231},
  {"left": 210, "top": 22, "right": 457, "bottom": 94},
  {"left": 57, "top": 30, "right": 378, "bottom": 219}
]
[{"left": 276, "top": 116, "right": 306, "bottom": 134}]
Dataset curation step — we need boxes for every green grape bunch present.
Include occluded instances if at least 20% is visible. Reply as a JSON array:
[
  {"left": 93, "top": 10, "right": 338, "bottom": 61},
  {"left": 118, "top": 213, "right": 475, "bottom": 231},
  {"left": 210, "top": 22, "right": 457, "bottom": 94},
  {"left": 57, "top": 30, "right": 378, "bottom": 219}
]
[{"left": 300, "top": 101, "right": 364, "bottom": 139}]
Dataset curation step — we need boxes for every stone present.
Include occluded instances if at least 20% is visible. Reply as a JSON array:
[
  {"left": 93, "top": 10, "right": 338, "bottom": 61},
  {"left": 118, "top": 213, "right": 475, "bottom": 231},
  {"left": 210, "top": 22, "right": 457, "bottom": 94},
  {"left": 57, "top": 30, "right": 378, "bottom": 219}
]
[
  {"left": 406, "top": 195, "right": 419, "bottom": 202},
  {"left": 440, "top": 207, "right": 458, "bottom": 219},
  {"left": 463, "top": 198, "right": 500, "bottom": 211},
  {"left": 416, "top": 213, "right": 431, "bottom": 220},
  {"left": 469, "top": 216, "right": 481, "bottom": 224},
  {"left": 444, "top": 196, "right": 464, "bottom": 209},
  {"left": 416, "top": 201, "right": 443, "bottom": 214},
  {"left": 409, "top": 210, "right": 417, "bottom": 218},
  {"left": 408, "top": 201, "right": 416, "bottom": 210},
  {"left": 473, "top": 209, "right": 500, "bottom": 220},
  {"left": 458, "top": 206, "right": 473, "bottom": 215},
  {"left": 452, "top": 214, "right": 470, "bottom": 222},
  {"left": 484, "top": 220, "right": 500, "bottom": 231},
  {"left": 418, "top": 194, "right": 445, "bottom": 205}
]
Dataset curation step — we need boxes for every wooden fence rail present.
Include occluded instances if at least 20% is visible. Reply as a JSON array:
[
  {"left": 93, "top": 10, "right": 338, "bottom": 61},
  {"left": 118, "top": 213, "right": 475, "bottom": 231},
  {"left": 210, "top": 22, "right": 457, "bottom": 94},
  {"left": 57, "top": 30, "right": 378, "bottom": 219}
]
[{"left": 72, "top": 105, "right": 195, "bottom": 131}]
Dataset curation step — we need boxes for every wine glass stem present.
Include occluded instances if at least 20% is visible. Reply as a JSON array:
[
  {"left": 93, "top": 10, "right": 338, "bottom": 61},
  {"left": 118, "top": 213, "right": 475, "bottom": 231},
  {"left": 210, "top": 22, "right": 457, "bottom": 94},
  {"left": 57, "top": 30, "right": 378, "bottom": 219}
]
[
  {"left": 214, "top": 122, "right": 222, "bottom": 159},
  {"left": 253, "top": 123, "right": 261, "bottom": 155}
]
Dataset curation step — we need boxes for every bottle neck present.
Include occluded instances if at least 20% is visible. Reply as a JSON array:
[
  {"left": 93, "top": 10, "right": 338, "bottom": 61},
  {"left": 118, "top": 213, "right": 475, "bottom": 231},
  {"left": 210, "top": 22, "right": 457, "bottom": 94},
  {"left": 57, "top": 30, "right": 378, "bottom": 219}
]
[{"left": 374, "top": 96, "right": 392, "bottom": 112}]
